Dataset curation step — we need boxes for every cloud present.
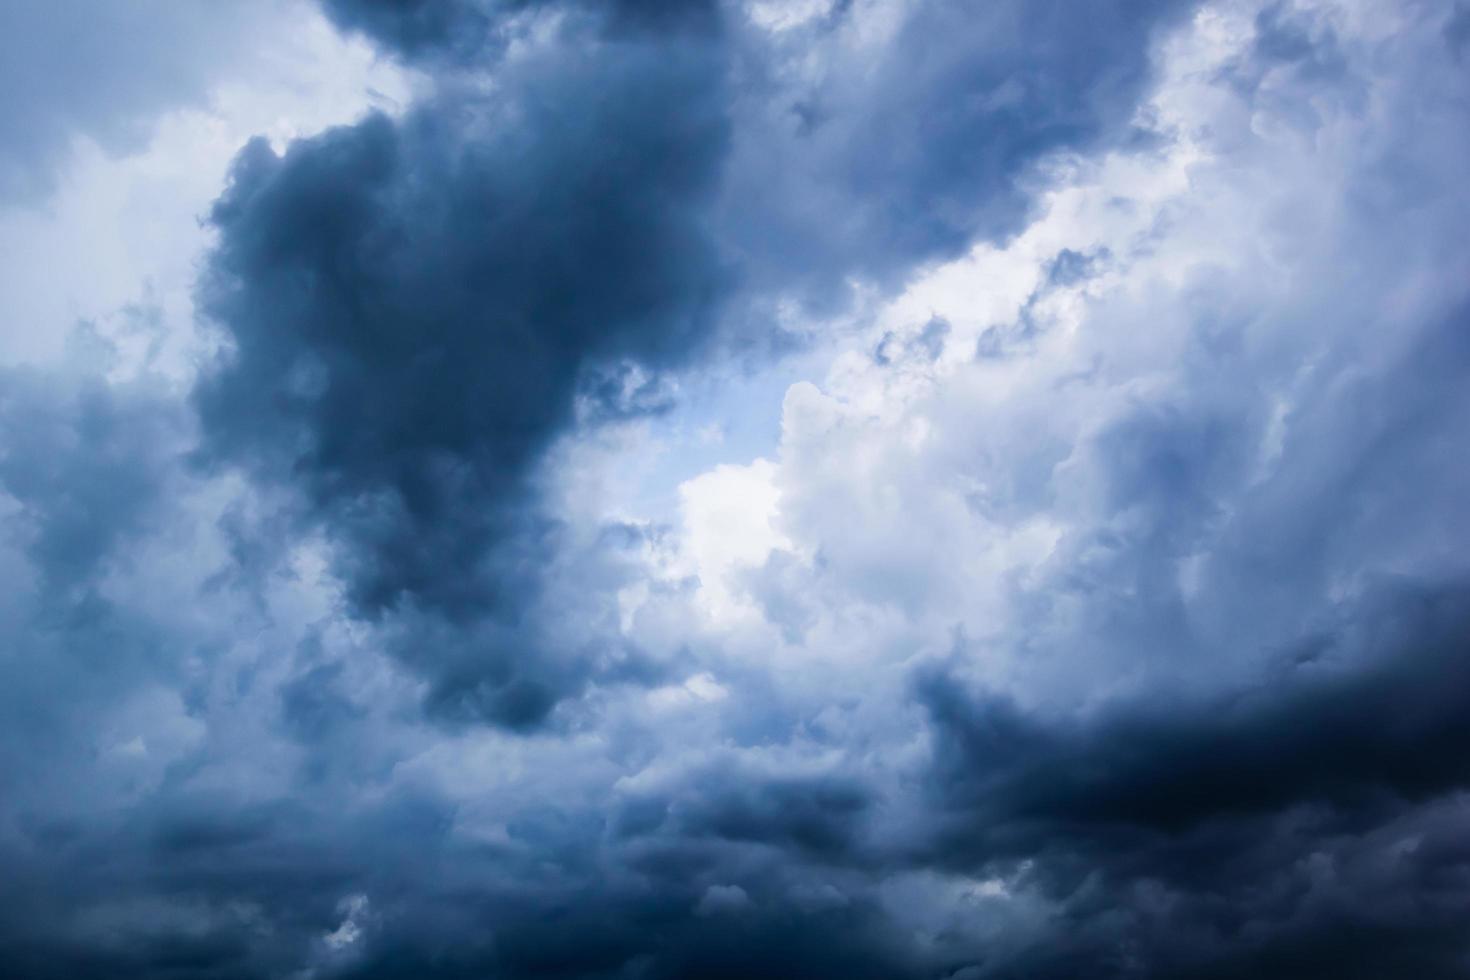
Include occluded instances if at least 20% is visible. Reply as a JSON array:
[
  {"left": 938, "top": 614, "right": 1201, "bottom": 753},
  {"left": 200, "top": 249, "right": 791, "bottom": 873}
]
[
  {"left": 190, "top": 0, "right": 1190, "bottom": 730},
  {"left": 0, "top": 349, "right": 181, "bottom": 607},
  {"left": 319, "top": 0, "right": 497, "bottom": 60},
  {"left": 0, "top": 331, "right": 189, "bottom": 773},
  {"left": 715, "top": 0, "right": 1193, "bottom": 304},
  {"left": 0, "top": 0, "right": 283, "bottom": 203},
  {"left": 192, "top": 3, "right": 731, "bottom": 725},
  {"left": 666, "top": 2, "right": 1470, "bottom": 973},
  {"left": 3, "top": 0, "right": 1470, "bottom": 978},
  {"left": 909, "top": 579, "right": 1470, "bottom": 971},
  {"left": 320, "top": 0, "right": 721, "bottom": 63}
]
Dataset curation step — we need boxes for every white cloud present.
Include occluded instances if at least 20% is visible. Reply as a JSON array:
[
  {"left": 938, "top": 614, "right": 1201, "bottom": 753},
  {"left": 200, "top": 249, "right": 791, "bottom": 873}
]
[{"left": 676, "top": 458, "right": 790, "bottom": 621}]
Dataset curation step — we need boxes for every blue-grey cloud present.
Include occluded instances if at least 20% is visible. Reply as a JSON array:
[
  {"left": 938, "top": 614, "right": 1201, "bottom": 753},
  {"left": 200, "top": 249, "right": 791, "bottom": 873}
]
[
  {"left": 0, "top": 0, "right": 271, "bottom": 202},
  {"left": 910, "top": 578, "right": 1470, "bottom": 975},
  {"left": 193, "top": 0, "right": 1190, "bottom": 729},
  {"left": 3, "top": 1, "right": 1470, "bottom": 978},
  {"left": 320, "top": 0, "right": 720, "bottom": 61},
  {"left": 716, "top": 0, "right": 1189, "bottom": 305},
  {"left": 193, "top": 2, "right": 729, "bottom": 725}
]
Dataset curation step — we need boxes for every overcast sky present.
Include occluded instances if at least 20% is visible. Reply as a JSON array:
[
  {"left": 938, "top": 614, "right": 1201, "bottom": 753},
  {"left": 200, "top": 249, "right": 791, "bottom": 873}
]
[{"left": 2, "top": 1, "right": 1469, "bottom": 977}]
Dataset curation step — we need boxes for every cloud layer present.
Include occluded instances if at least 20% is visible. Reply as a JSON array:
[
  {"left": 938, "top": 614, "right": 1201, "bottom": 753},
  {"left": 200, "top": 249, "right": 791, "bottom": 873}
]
[{"left": 2, "top": 0, "right": 1469, "bottom": 977}]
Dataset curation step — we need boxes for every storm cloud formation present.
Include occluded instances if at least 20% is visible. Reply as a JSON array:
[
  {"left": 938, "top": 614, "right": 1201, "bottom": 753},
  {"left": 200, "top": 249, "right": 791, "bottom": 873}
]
[
  {"left": 195, "top": 0, "right": 730, "bottom": 724},
  {"left": 3, "top": 0, "right": 1470, "bottom": 977},
  {"left": 195, "top": 28, "right": 726, "bottom": 612},
  {"left": 193, "top": 0, "right": 1189, "bottom": 727},
  {"left": 911, "top": 581, "right": 1470, "bottom": 976}
]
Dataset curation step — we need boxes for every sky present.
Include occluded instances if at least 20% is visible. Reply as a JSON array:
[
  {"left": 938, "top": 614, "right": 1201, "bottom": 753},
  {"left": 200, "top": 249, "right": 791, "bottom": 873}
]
[{"left": 1, "top": 0, "right": 1468, "bottom": 977}]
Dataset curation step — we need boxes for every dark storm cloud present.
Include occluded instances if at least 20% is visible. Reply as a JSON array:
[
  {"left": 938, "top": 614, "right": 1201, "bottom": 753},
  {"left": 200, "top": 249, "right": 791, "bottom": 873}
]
[
  {"left": 0, "top": 789, "right": 440, "bottom": 980},
  {"left": 196, "top": 17, "right": 725, "bottom": 614},
  {"left": 194, "top": 0, "right": 1191, "bottom": 727},
  {"left": 0, "top": 801, "right": 911, "bottom": 980},
  {"left": 16, "top": 2, "right": 1470, "bottom": 979},
  {"left": 193, "top": 1, "right": 729, "bottom": 724},
  {"left": 375, "top": 895, "right": 917, "bottom": 980},
  {"left": 613, "top": 762, "right": 874, "bottom": 861},
  {"left": 911, "top": 579, "right": 1470, "bottom": 977},
  {"left": 23, "top": 570, "right": 1469, "bottom": 980}
]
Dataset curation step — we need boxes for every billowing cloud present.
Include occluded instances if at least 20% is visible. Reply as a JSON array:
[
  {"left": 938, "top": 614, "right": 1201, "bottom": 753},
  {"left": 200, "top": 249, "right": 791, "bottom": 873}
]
[
  {"left": 908, "top": 581, "right": 1470, "bottom": 976},
  {"left": 192, "top": 1, "right": 732, "bottom": 725},
  {"left": 192, "top": 0, "right": 1187, "bottom": 728},
  {"left": 2, "top": 0, "right": 1469, "bottom": 977}
]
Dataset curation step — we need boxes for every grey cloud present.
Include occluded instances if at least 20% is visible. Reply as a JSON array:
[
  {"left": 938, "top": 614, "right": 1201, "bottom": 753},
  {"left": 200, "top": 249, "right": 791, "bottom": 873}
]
[
  {"left": 0, "top": 341, "right": 187, "bottom": 756},
  {"left": 5, "top": 1, "right": 1470, "bottom": 978},
  {"left": 0, "top": 0, "right": 271, "bottom": 202},
  {"left": 614, "top": 761, "right": 874, "bottom": 862},
  {"left": 0, "top": 361, "right": 180, "bottom": 607},
  {"left": 194, "top": 0, "right": 1188, "bottom": 728},
  {"left": 918, "top": 579, "right": 1470, "bottom": 855},
  {"left": 193, "top": 5, "right": 729, "bottom": 725},
  {"left": 882, "top": 581, "right": 1470, "bottom": 980},
  {"left": 716, "top": 0, "right": 1192, "bottom": 305},
  {"left": 320, "top": 0, "right": 721, "bottom": 62},
  {"left": 320, "top": 0, "right": 497, "bottom": 60},
  {"left": 195, "top": 28, "right": 727, "bottom": 613}
]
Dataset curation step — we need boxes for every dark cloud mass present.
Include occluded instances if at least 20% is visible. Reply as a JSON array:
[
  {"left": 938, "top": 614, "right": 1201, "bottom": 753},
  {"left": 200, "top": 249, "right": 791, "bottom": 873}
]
[
  {"left": 3, "top": 0, "right": 1470, "bottom": 978},
  {"left": 912, "top": 580, "right": 1470, "bottom": 976},
  {"left": 194, "top": 0, "right": 1189, "bottom": 728},
  {"left": 196, "top": 32, "right": 727, "bottom": 616},
  {"left": 194, "top": 2, "right": 730, "bottom": 723}
]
